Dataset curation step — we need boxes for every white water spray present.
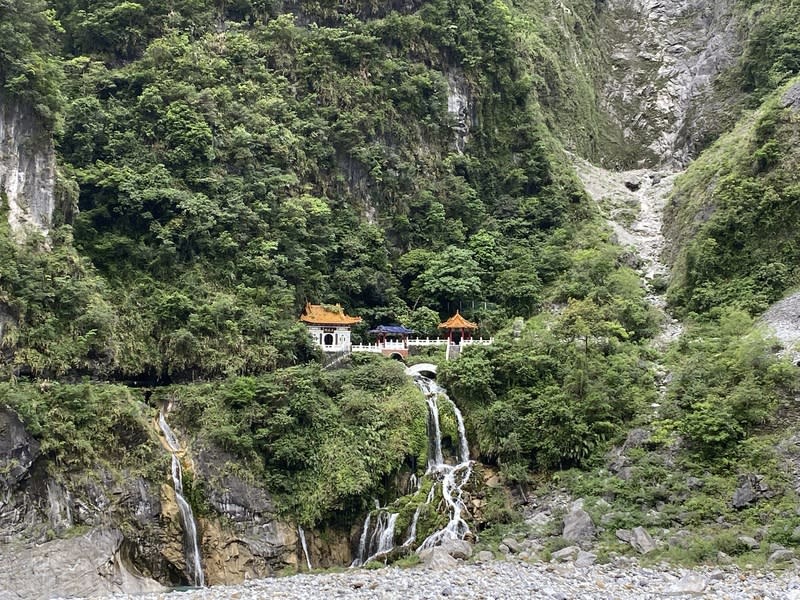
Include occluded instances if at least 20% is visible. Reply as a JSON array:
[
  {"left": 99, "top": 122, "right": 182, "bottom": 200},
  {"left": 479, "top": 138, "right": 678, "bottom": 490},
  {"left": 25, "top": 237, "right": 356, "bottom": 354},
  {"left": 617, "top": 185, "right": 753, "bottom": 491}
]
[
  {"left": 298, "top": 526, "right": 313, "bottom": 570},
  {"left": 352, "top": 374, "right": 474, "bottom": 565},
  {"left": 157, "top": 411, "right": 205, "bottom": 587}
]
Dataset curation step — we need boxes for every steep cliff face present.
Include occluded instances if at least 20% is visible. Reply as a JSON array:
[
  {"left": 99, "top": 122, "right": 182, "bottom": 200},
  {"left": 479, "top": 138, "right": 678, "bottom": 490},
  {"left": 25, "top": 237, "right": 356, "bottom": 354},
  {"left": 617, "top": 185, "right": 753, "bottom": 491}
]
[
  {"left": 593, "top": 0, "right": 743, "bottom": 168},
  {"left": 0, "top": 404, "right": 303, "bottom": 596},
  {"left": 0, "top": 97, "right": 57, "bottom": 237}
]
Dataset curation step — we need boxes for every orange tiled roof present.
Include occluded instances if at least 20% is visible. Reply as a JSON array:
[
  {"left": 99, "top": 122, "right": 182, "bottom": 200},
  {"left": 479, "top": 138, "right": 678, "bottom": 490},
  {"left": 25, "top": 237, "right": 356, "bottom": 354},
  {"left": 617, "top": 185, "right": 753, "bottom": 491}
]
[
  {"left": 438, "top": 310, "right": 478, "bottom": 330},
  {"left": 300, "top": 303, "right": 362, "bottom": 326}
]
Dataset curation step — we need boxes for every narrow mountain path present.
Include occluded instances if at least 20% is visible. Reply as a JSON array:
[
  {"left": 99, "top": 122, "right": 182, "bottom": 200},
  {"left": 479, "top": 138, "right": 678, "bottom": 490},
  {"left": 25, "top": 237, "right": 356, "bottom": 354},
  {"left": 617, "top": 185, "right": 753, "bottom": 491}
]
[{"left": 572, "top": 156, "right": 684, "bottom": 349}]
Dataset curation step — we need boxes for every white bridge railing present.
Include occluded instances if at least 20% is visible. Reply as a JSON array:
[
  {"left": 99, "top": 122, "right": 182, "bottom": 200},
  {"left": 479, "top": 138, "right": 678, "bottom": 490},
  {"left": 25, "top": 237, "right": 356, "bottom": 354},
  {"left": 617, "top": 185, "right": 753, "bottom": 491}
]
[{"left": 350, "top": 337, "right": 493, "bottom": 353}]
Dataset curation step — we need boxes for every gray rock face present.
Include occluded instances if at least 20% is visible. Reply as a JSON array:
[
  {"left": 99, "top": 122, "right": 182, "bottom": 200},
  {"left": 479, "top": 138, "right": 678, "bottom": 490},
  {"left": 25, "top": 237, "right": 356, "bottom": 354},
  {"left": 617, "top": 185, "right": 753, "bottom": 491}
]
[
  {"left": 562, "top": 507, "right": 595, "bottom": 544},
  {"left": 782, "top": 82, "right": 800, "bottom": 112},
  {"left": 595, "top": 0, "right": 742, "bottom": 168},
  {"left": 0, "top": 96, "right": 56, "bottom": 237},
  {"left": 0, "top": 407, "right": 39, "bottom": 489},
  {"left": 0, "top": 528, "right": 164, "bottom": 599}
]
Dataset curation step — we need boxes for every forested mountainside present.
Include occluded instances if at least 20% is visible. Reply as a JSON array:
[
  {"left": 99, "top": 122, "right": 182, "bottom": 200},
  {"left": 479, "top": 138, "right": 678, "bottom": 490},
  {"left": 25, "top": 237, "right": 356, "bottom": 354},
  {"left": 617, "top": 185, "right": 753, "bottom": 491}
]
[{"left": 3, "top": 0, "right": 800, "bottom": 595}]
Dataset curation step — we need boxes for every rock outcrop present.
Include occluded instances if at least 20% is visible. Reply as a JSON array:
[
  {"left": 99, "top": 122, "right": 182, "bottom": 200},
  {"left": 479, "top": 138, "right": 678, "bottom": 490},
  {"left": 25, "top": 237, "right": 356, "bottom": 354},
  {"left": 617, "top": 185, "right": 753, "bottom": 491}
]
[
  {"left": 0, "top": 96, "right": 57, "bottom": 237},
  {"left": 0, "top": 528, "right": 164, "bottom": 600}
]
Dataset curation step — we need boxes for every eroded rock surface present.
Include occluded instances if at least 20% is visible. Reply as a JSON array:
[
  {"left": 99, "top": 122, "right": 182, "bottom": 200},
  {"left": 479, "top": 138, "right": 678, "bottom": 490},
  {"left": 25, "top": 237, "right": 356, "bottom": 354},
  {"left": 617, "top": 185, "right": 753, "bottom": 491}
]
[
  {"left": 0, "top": 528, "right": 164, "bottom": 600},
  {"left": 597, "top": 0, "right": 742, "bottom": 168},
  {"left": 0, "top": 97, "right": 57, "bottom": 237}
]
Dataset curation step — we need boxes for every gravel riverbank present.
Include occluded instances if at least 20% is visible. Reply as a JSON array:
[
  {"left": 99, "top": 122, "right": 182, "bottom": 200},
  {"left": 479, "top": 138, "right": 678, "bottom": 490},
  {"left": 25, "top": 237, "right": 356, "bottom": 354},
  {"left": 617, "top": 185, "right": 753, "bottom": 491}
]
[{"left": 101, "top": 560, "right": 800, "bottom": 600}]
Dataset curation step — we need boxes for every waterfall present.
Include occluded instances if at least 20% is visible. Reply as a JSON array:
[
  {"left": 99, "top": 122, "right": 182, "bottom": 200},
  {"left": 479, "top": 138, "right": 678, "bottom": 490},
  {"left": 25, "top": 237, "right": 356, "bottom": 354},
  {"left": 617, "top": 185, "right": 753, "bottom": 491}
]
[
  {"left": 417, "top": 377, "right": 444, "bottom": 469},
  {"left": 351, "top": 374, "right": 474, "bottom": 566},
  {"left": 414, "top": 376, "right": 473, "bottom": 550},
  {"left": 157, "top": 411, "right": 205, "bottom": 588},
  {"left": 298, "top": 526, "right": 313, "bottom": 570},
  {"left": 352, "top": 510, "right": 399, "bottom": 566}
]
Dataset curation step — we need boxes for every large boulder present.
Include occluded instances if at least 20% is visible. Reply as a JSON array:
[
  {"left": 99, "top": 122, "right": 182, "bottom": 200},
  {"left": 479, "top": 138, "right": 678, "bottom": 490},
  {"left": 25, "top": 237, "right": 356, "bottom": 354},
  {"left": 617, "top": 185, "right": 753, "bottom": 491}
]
[
  {"left": 562, "top": 506, "right": 595, "bottom": 544},
  {"left": 420, "top": 546, "right": 458, "bottom": 570},
  {"left": 629, "top": 526, "right": 657, "bottom": 554}
]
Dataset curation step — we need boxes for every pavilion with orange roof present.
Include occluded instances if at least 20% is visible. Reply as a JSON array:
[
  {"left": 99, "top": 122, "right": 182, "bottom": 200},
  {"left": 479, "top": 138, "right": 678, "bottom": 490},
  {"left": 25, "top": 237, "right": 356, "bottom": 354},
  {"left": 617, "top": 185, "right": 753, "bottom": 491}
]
[
  {"left": 300, "top": 303, "right": 362, "bottom": 353},
  {"left": 438, "top": 310, "right": 478, "bottom": 344}
]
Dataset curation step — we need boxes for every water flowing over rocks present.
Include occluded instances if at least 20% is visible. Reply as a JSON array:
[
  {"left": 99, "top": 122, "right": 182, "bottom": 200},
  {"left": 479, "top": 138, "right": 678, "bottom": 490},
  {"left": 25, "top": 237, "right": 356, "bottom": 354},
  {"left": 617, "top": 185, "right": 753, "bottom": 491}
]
[{"left": 95, "top": 560, "right": 800, "bottom": 600}]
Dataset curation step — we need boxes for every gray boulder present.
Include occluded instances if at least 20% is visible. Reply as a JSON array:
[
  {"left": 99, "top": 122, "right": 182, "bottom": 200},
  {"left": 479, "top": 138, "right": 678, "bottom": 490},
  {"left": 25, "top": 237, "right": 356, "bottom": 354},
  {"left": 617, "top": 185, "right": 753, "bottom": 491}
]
[
  {"left": 629, "top": 526, "right": 657, "bottom": 554},
  {"left": 551, "top": 546, "right": 580, "bottom": 562},
  {"left": 562, "top": 508, "right": 595, "bottom": 544},
  {"left": 575, "top": 550, "right": 597, "bottom": 568},
  {"left": 737, "top": 535, "right": 760, "bottom": 550},
  {"left": 666, "top": 573, "right": 707, "bottom": 596},
  {"left": 501, "top": 537, "right": 521, "bottom": 553},
  {"left": 442, "top": 539, "right": 472, "bottom": 560},
  {"left": 421, "top": 546, "right": 458, "bottom": 570},
  {"left": 476, "top": 550, "right": 494, "bottom": 562},
  {"left": 768, "top": 548, "right": 794, "bottom": 564}
]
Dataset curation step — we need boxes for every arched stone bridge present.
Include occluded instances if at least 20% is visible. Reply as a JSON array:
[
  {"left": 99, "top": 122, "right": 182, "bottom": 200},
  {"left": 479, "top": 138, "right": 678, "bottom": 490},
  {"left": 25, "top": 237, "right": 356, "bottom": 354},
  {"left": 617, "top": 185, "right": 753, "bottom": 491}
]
[{"left": 405, "top": 363, "right": 438, "bottom": 377}]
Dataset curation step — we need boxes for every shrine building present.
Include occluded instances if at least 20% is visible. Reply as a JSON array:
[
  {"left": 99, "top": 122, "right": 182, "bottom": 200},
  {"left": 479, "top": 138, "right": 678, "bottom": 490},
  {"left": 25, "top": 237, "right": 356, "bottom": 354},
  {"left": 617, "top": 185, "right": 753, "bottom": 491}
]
[{"left": 300, "top": 303, "right": 362, "bottom": 353}]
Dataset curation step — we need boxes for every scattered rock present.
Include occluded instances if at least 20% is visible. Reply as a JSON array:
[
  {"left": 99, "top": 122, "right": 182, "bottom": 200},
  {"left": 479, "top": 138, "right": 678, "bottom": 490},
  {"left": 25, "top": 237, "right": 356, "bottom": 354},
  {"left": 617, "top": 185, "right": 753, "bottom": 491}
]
[
  {"left": 629, "top": 526, "right": 657, "bottom": 555},
  {"left": 476, "top": 550, "right": 494, "bottom": 562},
  {"left": 666, "top": 573, "right": 707, "bottom": 595},
  {"left": 501, "top": 537, "right": 522, "bottom": 554},
  {"left": 562, "top": 508, "right": 595, "bottom": 544},
  {"left": 615, "top": 529, "right": 632, "bottom": 544},
  {"left": 498, "top": 544, "right": 510, "bottom": 555},
  {"left": 551, "top": 546, "right": 580, "bottom": 562},
  {"left": 737, "top": 536, "right": 760, "bottom": 550},
  {"left": 768, "top": 549, "right": 795, "bottom": 564}
]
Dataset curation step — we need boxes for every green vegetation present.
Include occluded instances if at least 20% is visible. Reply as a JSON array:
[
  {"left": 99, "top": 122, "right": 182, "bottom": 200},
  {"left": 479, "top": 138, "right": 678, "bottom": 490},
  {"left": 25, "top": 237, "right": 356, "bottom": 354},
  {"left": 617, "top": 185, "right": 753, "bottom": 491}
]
[
  {"left": 665, "top": 77, "right": 800, "bottom": 315},
  {"left": 3, "top": 0, "right": 800, "bottom": 569},
  {"left": 440, "top": 222, "right": 658, "bottom": 476},
  {"left": 166, "top": 357, "right": 428, "bottom": 526}
]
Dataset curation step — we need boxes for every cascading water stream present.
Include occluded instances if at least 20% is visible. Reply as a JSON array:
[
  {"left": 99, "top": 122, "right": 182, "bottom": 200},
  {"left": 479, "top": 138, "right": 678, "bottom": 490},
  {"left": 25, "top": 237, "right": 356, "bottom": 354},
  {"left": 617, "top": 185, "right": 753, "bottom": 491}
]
[
  {"left": 298, "top": 526, "right": 313, "bottom": 570},
  {"left": 157, "top": 411, "right": 205, "bottom": 588},
  {"left": 351, "top": 374, "right": 474, "bottom": 566}
]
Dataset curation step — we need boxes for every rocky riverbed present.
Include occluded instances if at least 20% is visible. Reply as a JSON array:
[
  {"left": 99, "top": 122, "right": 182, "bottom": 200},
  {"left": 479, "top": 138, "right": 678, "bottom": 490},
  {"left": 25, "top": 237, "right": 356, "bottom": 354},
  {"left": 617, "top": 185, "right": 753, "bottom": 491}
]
[{"left": 94, "top": 559, "right": 800, "bottom": 600}]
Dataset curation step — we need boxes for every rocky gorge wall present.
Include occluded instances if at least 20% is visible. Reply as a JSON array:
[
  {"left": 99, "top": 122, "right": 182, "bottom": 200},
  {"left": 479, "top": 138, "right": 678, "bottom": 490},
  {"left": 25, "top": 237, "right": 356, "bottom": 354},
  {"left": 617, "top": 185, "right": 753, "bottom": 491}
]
[
  {"left": 585, "top": 0, "right": 743, "bottom": 168},
  {"left": 0, "top": 404, "right": 314, "bottom": 597}
]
